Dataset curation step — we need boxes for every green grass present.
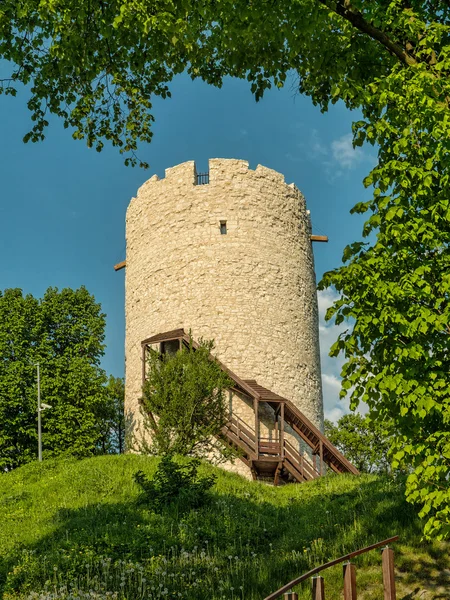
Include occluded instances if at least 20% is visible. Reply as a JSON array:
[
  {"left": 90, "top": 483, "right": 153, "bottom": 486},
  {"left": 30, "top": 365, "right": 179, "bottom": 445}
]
[{"left": 0, "top": 455, "right": 448, "bottom": 600}]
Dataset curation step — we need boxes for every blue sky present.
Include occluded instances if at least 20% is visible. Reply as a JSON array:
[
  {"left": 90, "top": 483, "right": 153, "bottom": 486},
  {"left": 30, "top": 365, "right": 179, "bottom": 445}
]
[{"left": 0, "top": 72, "right": 376, "bottom": 421}]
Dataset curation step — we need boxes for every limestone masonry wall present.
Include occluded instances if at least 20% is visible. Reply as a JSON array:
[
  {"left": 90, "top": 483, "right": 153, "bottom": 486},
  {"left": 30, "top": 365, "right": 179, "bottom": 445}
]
[{"left": 125, "top": 158, "right": 324, "bottom": 466}]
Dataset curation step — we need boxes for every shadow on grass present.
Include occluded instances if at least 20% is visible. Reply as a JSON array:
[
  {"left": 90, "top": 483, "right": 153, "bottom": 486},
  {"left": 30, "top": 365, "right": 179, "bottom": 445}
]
[{"left": 1, "top": 475, "right": 447, "bottom": 600}]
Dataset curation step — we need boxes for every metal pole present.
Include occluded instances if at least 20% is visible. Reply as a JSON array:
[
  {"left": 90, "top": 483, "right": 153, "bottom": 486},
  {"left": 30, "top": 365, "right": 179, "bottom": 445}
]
[{"left": 37, "top": 363, "right": 42, "bottom": 462}]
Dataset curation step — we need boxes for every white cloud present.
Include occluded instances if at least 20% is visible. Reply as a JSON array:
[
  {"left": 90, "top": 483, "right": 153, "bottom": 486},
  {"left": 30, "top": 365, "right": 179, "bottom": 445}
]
[
  {"left": 325, "top": 404, "right": 348, "bottom": 424},
  {"left": 285, "top": 152, "right": 303, "bottom": 163},
  {"left": 321, "top": 372, "right": 341, "bottom": 395},
  {"left": 311, "top": 129, "right": 328, "bottom": 157},
  {"left": 286, "top": 129, "right": 376, "bottom": 181},
  {"left": 318, "top": 288, "right": 351, "bottom": 423},
  {"left": 331, "top": 133, "right": 375, "bottom": 170},
  {"left": 317, "top": 286, "right": 338, "bottom": 322},
  {"left": 318, "top": 288, "right": 368, "bottom": 422}
]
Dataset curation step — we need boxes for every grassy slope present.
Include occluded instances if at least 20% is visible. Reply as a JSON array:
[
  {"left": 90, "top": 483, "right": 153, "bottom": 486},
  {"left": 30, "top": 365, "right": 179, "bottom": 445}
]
[{"left": 0, "top": 455, "right": 448, "bottom": 600}]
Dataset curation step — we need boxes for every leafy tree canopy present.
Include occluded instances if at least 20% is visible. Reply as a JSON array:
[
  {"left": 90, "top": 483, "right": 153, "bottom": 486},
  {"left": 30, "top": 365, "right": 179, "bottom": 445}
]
[
  {"left": 140, "top": 338, "right": 234, "bottom": 460},
  {"left": 97, "top": 375, "right": 125, "bottom": 455},
  {"left": 324, "top": 413, "right": 392, "bottom": 474},
  {"left": 0, "top": 286, "right": 115, "bottom": 470},
  {"left": 2, "top": 1, "right": 449, "bottom": 537},
  {"left": 0, "top": 1, "right": 448, "bottom": 164}
]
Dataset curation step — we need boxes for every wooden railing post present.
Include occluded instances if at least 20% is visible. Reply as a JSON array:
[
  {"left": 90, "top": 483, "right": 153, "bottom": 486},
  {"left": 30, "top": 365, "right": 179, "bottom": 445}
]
[
  {"left": 141, "top": 343, "right": 147, "bottom": 386},
  {"left": 254, "top": 397, "right": 259, "bottom": 458},
  {"left": 343, "top": 563, "right": 357, "bottom": 600},
  {"left": 312, "top": 576, "right": 325, "bottom": 600},
  {"left": 284, "top": 593, "right": 298, "bottom": 600},
  {"left": 319, "top": 440, "right": 323, "bottom": 476},
  {"left": 382, "top": 547, "right": 396, "bottom": 600}
]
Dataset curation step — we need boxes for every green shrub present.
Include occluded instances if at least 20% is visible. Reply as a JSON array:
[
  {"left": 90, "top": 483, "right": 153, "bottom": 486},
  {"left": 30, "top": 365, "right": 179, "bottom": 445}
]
[
  {"left": 140, "top": 337, "right": 234, "bottom": 461},
  {"left": 133, "top": 455, "right": 216, "bottom": 512}
]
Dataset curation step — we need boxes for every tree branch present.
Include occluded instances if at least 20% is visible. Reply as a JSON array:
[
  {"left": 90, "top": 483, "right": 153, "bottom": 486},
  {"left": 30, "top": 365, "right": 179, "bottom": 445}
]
[{"left": 318, "top": 0, "right": 418, "bottom": 67}]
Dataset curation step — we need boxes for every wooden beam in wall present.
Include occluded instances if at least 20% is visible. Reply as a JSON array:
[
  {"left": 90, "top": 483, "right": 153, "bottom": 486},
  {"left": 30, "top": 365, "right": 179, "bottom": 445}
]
[
  {"left": 114, "top": 260, "right": 126, "bottom": 271},
  {"left": 310, "top": 235, "right": 328, "bottom": 242}
]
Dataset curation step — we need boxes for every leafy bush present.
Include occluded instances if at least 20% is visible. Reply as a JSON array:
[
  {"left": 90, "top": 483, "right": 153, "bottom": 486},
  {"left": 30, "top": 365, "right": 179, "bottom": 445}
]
[
  {"left": 140, "top": 337, "right": 234, "bottom": 461},
  {"left": 133, "top": 455, "right": 216, "bottom": 512}
]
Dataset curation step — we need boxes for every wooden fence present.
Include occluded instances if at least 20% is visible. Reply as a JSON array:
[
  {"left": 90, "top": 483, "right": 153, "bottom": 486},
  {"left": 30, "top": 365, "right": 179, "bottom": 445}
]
[{"left": 264, "top": 536, "right": 399, "bottom": 600}]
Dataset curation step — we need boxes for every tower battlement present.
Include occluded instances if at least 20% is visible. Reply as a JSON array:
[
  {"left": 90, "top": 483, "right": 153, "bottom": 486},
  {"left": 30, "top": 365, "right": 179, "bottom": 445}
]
[
  {"left": 131, "top": 160, "right": 310, "bottom": 243},
  {"left": 135, "top": 159, "right": 302, "bottom": 199}
]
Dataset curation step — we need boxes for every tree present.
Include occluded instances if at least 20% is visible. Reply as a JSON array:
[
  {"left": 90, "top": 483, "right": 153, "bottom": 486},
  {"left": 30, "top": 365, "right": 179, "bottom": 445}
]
[
  {"left": 324, "top": 413, "right": 392, "bottom": 474},
  {"left": 140, "top": 338, "right": 234, "bottom": 460},
  {"left": 0, "top": 286, "right": 108, "bottom": 470},
  {"left": 2, "top": 1, "right": 449, "bottom": 537},
  {"left": 0, "top": 289, "right": 41, "bottom": 469},
  {"left": 1, "top": 2, "right": 448, "bottom": 165},
  {"left": 97, "top": 375, "right": 125, "bottom": 454}
]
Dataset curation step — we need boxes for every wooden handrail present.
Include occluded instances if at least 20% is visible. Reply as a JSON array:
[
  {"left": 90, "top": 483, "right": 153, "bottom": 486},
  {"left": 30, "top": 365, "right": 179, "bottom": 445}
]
[
  {"left": 284, "top": 440, "right": 320, "bottom": 479},
  {"left": 224, "top": 418, "right": 257, "bottom": 455},
  {"left": 278, "top": 400, "right": 360, "bottom": 475},
  {"left": 263, "top": 536, "right": 399, "bottom": 600},
  {"left": 228, "top": 416, "right": 256, "bottom": 443}
]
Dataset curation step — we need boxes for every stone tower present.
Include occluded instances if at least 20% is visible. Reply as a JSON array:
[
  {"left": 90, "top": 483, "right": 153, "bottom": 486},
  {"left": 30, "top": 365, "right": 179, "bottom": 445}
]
[{"left": 125, "top": 158, "right": 324, "bottom": 447}]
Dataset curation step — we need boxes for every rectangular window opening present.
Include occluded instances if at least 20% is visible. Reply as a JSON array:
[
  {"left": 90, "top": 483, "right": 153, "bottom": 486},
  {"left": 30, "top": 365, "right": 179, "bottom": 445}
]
[
  {"left": 220, "top": 221, "right": 227, "bottom": 235},
  {"left": 196, "top": 172, "right": 209, "bottom": 185},
  {"left": 160, "top": 339, "right": 181, "bottom": 356}
]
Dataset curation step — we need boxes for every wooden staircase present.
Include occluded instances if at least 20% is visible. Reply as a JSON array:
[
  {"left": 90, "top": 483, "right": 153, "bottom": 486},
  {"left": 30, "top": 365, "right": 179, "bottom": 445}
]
[
  {"left": 141, "top": 328, "right": 359, "bottom": 485},
  {"left": 222, "top": 416, "right": 322, "bottom": 484}
]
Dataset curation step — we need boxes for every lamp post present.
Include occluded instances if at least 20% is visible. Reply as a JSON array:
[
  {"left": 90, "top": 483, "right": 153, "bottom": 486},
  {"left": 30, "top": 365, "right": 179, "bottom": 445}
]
[
  {"left": 36, "top": 363, "right": 51, "bottom": 462},
  {"left": 37, "top": 363, "right": 41, "bottom": 461}
]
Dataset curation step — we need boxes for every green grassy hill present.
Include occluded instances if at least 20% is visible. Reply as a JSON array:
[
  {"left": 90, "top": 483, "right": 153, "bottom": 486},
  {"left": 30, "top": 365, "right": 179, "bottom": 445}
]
[{"left": 0, "top": 455, "right": 448, "bottom": 600}]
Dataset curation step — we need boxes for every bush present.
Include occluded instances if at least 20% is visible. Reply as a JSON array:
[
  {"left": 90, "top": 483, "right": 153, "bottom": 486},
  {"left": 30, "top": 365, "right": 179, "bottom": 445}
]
[
  {"left": 133, "top": 455, "right": 216, "bottom": 512},
  {"left": 140, "top": 337, "right": 234, "bottom": 460}
]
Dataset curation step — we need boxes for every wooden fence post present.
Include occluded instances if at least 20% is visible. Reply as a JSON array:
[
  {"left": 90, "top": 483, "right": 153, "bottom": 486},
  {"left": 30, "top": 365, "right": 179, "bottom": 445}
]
[
  {"left": 312, "top": 576, "right": 325, "bottom": 600},
  {"left": 382, "top": 547, "right": 396, "bottom": 600},
  {"left": 284, "top": 593, "right": 298, "bottom": 600},
  {"left": 343, "top": 563, "right": 357, "bottom": 600}
]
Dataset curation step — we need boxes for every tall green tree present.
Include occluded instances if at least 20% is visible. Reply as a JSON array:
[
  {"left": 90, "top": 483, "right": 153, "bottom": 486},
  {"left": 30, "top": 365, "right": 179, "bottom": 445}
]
[
  {"left": 140, "top": 338, "right": 234, "bottom": 460},
  {"left": 0, "top": 286, "right": 108, "bottom": 470},
  {"left": 324, "top": 413, "right": 392, "bottom": 475},
  {"left": 0, "top": 289, "right": 40, "bottom": 469},
  {"left": 1, "top": 1, "right": 449, "bottom": 536},
  {"left": 97, "top": 375, "right": 125, "bottom": 454}
]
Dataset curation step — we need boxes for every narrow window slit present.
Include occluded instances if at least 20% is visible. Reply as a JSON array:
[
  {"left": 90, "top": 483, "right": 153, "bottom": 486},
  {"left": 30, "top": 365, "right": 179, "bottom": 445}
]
[{"left": 220, "top": 221, "right": 227, "bottom": 235}]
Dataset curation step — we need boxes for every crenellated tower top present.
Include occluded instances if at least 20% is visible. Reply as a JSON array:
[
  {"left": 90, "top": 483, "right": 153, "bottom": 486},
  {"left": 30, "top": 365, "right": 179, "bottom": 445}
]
[{"left": 134, "top": 158, "right": 301, "bottom": 199}]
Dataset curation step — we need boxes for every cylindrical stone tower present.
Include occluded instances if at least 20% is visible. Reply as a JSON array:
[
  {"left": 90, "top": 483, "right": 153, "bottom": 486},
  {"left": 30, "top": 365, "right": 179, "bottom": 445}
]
[{"left": 125, "top": 158, "right": 324, "bottom": 442}]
